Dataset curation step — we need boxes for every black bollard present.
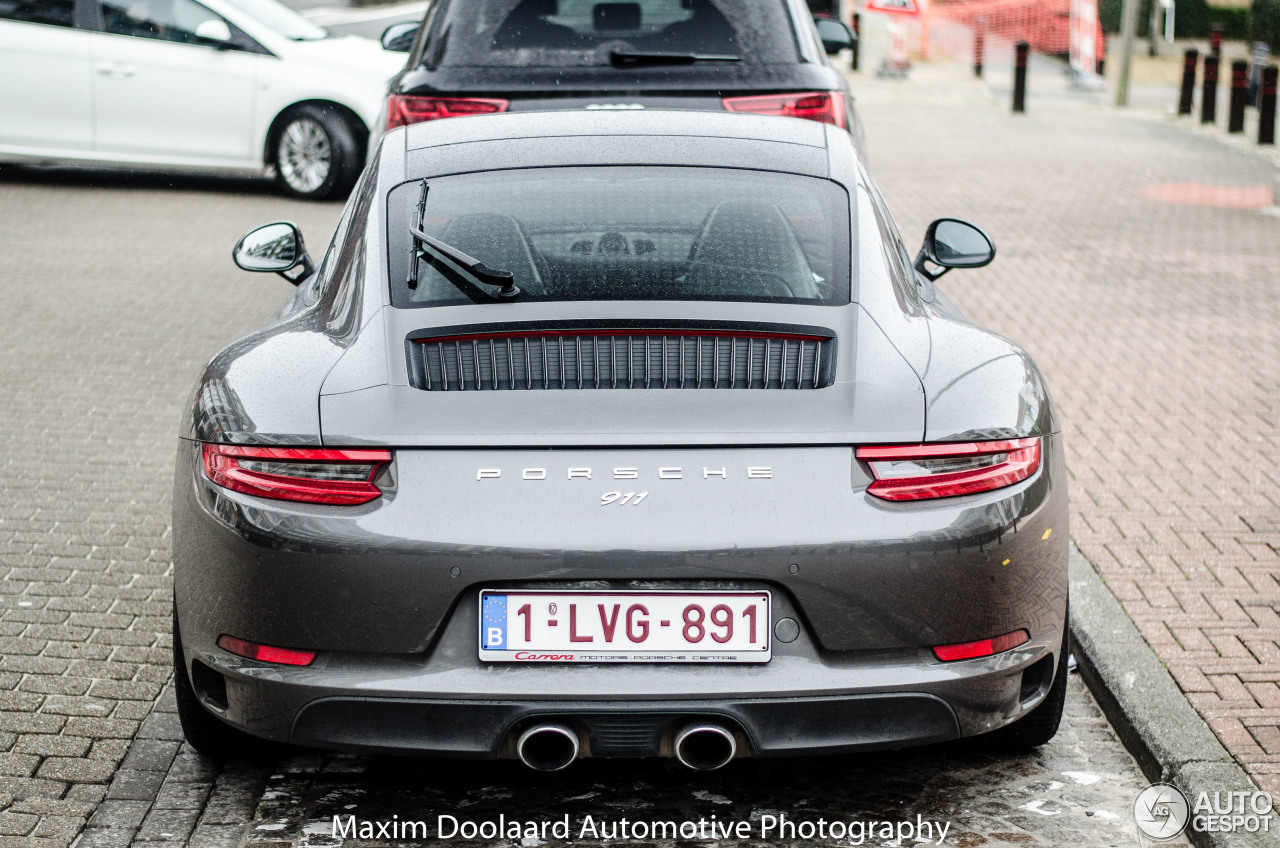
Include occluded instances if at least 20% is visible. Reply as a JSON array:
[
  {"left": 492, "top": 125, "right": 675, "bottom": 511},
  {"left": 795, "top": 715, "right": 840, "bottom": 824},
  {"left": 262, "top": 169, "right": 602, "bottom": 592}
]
[
  {"left": 1229, "top": 60, "right": 1248, "bottom": 133},
  {"left": 851, "top": 12, "right": 860, "bottom": 72},
  {"left": 1013, "top": 41, "right": 1028, "bottom": 113},
  {"left": 1202, "top": 54, "right": 1219, "bottom": 124},
  {"left": 1178, "top": 48, "right": 1198, "bottom": 115},
  {"left": 974, "top": 25, "right": 985, "bottom": 78},
  {"left": 1210, "top": 26, "right": 1224, "bottom": 57},
  {"left": 1261, "top": 66, "right": 1278, "bottom": 145}
]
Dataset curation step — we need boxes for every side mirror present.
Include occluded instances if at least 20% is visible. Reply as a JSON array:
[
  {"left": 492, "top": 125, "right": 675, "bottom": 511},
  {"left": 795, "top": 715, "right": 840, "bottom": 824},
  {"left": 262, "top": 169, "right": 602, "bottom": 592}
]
[
  {"left": 195, "top": 19, "right": 233, "bottom": 47},
  {"left": 815, "top": 18, "right": 854, "bottom": 56},
  {"left": 233, "top": 222, "right": 315, "bottom": 285},
  {"left": 381, "top": 22, "right": 419, "bottom": 52},
  {"left": 913, "top": 219, "right": 996, "bottom": 282}
]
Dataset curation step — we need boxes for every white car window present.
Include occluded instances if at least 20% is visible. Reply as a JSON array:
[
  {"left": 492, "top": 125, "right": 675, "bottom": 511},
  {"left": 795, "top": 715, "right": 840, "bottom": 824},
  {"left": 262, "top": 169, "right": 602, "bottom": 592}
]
[
  {"left": 99, "top": 0, "right": 222, "bottom": 44},
  {"left": 0, "top": 0, "right": 76, "bottom": 27}
]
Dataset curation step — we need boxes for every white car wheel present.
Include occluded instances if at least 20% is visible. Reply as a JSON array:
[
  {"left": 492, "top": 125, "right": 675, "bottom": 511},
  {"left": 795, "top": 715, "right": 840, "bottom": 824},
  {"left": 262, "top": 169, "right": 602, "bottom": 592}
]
[
  {"left": 277, "top": 117, "right": 332, "bottom": 196},
  {"left": 272, "top": 105, "right": 360, "bottom": 201}
]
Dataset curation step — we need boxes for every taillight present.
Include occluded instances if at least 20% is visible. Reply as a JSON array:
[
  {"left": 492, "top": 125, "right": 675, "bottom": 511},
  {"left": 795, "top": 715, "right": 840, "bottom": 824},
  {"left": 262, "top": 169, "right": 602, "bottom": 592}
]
[
  {"left": 217, "top": 635, "right": 315, "bottom": 666},
  {"left": 200, "top": 444, "right": 392, "bottom": 506},
  {"left": 722, "top": 91, "right": 847, "bottom": 127},
  {"left": 856, "top": 438, "right": 1041, "bottom": 501},
  {"left": 933, "top": 629, "right": 1030, "bottom": 662},
  {"left": 385, "top": 95, "right": 509, "bottom": 130}
]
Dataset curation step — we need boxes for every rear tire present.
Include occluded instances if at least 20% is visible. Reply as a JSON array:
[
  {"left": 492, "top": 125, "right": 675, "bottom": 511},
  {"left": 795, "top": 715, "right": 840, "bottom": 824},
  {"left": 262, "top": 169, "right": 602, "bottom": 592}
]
[
  {"left": 172, "top": 613, "right": 269, "bottom": 760},
  {"left": 981, "top": 623, "right": 1070, "bottom": 751},
  {"left": 271, "top": 104, "right": 360, "bottom": 201}
]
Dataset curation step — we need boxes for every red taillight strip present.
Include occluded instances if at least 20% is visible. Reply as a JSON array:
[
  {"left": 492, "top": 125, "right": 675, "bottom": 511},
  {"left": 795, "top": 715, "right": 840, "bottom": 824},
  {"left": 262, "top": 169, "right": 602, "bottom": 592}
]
[
  {"left": 722, "top": 91, "right": 846, "bottom": 127},
  {"left": 856, "top": 438, "right": 1041, "bottom": 501},
  {"left": 413, "top": 329, "right": 830, "bottom": 345},
  {"left": 201, "top": 444, "right": 392, "bottom": 506},
  {"left": 217, "top": 635, "right": 316, "bottom": 667},
  {"left": 933, "top": 629, "right": 1030, "bottom": 662},
  {"left": 385, "top": 95, "right": 509, "bottom": 130}
]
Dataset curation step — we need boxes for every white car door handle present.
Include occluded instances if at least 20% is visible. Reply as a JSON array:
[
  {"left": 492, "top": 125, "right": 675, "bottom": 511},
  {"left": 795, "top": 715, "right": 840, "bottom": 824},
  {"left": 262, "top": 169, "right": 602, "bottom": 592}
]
[{"left": 96, "top": 63, "right": 138, "bottom": 78}]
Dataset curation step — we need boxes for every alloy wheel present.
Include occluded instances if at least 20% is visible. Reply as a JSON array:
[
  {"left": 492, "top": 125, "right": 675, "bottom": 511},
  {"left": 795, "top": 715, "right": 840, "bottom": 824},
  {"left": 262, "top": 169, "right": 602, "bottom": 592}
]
[{"left": 277, "top": 117, "right": 333, "bottom": 195}]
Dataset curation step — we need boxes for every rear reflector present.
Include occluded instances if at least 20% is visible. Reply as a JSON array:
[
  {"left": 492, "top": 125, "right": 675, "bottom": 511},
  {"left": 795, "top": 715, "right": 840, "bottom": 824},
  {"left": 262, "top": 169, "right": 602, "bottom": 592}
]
[
  {"left": 217, "top": 635, "right": 315, "bottom": 667},
  {"left": 856, "top": 438, "right": 1041, "bottom": 501},
  {"left": 201, "top": 444, "right": 392, "bottom": 506},
  {"left": 722, "top": 91, "right": 847, "bottom": 127},
  {"left": 386, "top": 95, "right": 509, "bottom": 130},
  {"left": 933, "top": 629, "right": 1030, "bottom": 662}
]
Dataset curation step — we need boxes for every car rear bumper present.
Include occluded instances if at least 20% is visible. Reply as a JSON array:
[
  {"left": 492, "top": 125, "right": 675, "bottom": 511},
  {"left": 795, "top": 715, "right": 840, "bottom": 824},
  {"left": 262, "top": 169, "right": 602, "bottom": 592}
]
[
  {"left": 173, "top": 435, "right": 1068, "bottom": 757},
  {"left": 289, "top": 694, "right": 961, "bottom": 758},
  {"left": 178, "top": 583, "right": 1066, "bottom": 757}
]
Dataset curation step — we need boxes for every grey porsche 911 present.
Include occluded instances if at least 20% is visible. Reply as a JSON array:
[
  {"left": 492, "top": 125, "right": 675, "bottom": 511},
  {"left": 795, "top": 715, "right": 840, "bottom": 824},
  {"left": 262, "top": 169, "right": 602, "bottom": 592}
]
[{"left": 173, "top": 110, "right": 1068, "bottom": 771}]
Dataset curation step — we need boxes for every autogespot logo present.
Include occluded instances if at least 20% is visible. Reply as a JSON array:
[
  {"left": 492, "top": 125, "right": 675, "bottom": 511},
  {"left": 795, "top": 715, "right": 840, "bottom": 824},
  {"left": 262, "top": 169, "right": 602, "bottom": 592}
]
[
  {"left": 1134, "top": 783, "right": 1276, "bottom": 839},
  {"left": 1133, "top": 783, "right": 1190, "bottom": 840}
]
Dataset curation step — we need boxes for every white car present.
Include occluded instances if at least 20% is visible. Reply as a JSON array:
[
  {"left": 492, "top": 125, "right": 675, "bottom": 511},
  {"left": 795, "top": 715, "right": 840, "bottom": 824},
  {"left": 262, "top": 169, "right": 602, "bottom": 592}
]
[{"left": 0, "top": 0, "right": 405, "bottom": 199}]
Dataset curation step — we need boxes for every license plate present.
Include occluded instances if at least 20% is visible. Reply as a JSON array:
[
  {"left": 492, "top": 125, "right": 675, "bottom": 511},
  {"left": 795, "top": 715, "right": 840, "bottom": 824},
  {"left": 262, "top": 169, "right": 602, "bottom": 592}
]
[{"left": 478, "top": 590, "right": 771, "bottom": 663}]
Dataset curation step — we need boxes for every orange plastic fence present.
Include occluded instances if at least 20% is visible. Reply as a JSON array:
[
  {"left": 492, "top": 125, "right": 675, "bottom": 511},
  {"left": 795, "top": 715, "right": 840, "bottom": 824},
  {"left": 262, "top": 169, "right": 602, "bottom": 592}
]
[{"left": 926, "top": 0, "right": 1104, "bottom": 61}]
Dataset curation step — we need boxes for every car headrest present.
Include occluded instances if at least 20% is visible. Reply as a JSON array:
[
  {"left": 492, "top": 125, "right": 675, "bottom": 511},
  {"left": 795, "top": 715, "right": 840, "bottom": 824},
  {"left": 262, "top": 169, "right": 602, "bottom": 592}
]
[
  {"left": 594, "top": 3, "right": 641, "bottom": 31},
  {"left": 690, "top": 199, "right": 810, "bottom": 284},
  {"left": 440, "top": 213, "right": 540, "bottom": 291}
]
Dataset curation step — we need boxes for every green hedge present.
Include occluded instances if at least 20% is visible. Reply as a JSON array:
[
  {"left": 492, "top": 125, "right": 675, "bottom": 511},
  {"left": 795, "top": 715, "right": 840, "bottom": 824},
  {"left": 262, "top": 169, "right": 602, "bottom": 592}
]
[
  {"left": 1098, "top": 0, "right": 1248, "bottom": 40},
  {"left": 1253, "top": 0, "right": 1280, "bottom": 49}
]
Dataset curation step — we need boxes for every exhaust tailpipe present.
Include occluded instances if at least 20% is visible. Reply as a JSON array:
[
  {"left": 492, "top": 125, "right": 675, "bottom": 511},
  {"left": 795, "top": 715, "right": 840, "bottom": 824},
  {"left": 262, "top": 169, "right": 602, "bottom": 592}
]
[
  {"left": 515, "top": 723, "right": 579, "bottom": 771},
  {"left": 674, "top": 723, "right": 737, "bottom": 770}
]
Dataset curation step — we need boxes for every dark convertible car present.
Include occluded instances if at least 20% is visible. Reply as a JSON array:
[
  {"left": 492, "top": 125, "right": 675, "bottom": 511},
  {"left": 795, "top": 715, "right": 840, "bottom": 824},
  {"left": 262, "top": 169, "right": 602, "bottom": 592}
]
[{"left": 173, "top": 111, "right": 1068, "bottom": 771}]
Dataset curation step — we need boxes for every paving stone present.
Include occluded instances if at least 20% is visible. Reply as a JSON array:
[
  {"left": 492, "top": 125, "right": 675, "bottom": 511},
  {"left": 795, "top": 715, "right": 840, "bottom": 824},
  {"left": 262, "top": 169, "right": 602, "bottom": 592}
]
[
  {"left": 0, "top": 759, "right": 37, "bottom": 780},
  {"left": 0, "top": 812, "right": 37, "bottom": 836},
  {"left": 118, "top": 741, "right": 179, "bottom": 775},
  {"left": 85, "top": 741, "right": 129, "bottom": 763},
  {"left": 72, "top": 828, "right": 137, "bottom": 848},
  {"left": 185, "top": 824, "right": 243, "bottom": 848},
  {"left": 11, "top": 738, "right": 88, "bottom": 760},
  {"left": 33, "top": 759, "right": 116, "bottom": 785},
  {"left": 63, "top": 785, "right": 105, "bottom": 806},
  {"left": 103, "top": 770, "right": 166, "bottom": 802},
  {"left": 199, "top": 771, "right": 269, "bottom": 826},
  {"left": 151, "top": 780, "right": 211, "bottom": 811},
  {"left": 134, "top": 807, "right": 199, "bottom": 842},
  {"left": 6, "top": 799, "right": 95, "bottom": 820},
  {"left": 162, "top": 753, "right": 217, "bottom": 785},
  {"left": 86, "top": 800, "right": 151, "bottom": 831},
  {"left": 135, "top": 713, "right": 183, "bottom": 743},
  {"left": 0, "top": 780, "right": 67, "bottom": 803},
  {"left": 30, "top": 815, "right": 81, "bottom": 841}
]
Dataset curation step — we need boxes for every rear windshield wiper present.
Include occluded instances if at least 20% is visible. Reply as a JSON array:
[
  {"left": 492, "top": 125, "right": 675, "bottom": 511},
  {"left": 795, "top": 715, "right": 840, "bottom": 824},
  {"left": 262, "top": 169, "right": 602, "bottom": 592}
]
[
  {"left": 407, "top": 181, "right": 520, "bottom": 302},
  {"left": 608, "top": 50, "right": 741, "bottom": 67}
]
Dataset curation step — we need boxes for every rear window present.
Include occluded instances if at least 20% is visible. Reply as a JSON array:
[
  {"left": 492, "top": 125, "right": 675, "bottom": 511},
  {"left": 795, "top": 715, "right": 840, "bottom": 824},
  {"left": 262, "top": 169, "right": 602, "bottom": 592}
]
[
  {"left": 387, "top": 166, "right": 850, "bottom": 308},
  {"left": 423, "top": 0, "right": 800, "bottom": 68}
]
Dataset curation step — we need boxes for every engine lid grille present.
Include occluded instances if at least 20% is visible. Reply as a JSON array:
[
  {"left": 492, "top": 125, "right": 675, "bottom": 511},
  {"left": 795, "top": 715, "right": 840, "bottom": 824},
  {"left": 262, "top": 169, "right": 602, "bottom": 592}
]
[{"left": 408, "top": 329, "right": 835, "bottom": 391}]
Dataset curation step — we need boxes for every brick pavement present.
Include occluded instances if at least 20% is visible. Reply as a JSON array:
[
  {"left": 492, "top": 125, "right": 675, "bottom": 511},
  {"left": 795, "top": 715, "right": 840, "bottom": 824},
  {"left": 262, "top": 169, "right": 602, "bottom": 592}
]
[
  {"left": 0, "top": 169, "right": 344, "bottom": 846},
  {"left": 856, "top": 62, "right": 1280, "bottom": 796}
]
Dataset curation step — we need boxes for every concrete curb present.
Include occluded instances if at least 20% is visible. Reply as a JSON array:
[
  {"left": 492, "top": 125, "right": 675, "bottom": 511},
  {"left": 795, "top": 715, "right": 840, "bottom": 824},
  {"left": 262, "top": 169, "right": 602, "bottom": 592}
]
[{"left": 1068, "top": 544, "right": 1275, "bottom": 848}]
